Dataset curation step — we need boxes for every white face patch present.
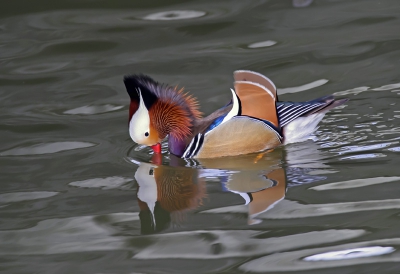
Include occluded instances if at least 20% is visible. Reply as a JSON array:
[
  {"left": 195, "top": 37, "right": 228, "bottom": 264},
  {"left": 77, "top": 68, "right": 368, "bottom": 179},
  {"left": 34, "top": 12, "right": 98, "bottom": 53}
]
[{"left": 129, "top": 90, "right": 150, "bottom": 144}]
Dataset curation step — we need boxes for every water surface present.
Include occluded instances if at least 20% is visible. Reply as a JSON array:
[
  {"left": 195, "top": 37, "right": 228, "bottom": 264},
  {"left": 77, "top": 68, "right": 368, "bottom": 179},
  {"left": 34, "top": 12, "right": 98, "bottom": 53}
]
[{"left": 1, "top": 0, "right": 400, "bottom": 273}]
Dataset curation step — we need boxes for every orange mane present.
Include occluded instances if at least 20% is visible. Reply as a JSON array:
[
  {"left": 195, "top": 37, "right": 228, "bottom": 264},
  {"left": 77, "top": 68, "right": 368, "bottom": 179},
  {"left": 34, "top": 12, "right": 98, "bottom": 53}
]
[{"left": 150, "top": 87, "right": 201, "bottom": 140}]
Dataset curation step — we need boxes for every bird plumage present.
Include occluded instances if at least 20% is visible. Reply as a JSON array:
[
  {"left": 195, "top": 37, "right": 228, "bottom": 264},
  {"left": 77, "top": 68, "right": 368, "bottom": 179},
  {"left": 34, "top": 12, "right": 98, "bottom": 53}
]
[{"left": 124, "top": 70, "right": 348, "bottom": 158}]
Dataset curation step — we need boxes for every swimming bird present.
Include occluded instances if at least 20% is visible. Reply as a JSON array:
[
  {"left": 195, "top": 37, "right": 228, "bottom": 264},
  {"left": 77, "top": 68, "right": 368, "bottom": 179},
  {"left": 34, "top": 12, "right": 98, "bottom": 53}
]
[{"left": 124, "top": 70, "right": 348, "bottom": 158}]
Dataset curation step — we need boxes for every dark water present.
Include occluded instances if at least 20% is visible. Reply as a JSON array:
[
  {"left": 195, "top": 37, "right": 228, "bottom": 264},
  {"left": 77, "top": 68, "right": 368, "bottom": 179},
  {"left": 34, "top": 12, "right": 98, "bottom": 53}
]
[{"left": 1, "top": 0, "right": 400, "bottom": 273}]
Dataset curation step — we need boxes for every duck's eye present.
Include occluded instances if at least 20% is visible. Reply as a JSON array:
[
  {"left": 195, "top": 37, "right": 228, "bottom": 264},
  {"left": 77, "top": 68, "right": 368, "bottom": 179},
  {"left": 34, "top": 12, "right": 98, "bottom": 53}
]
[{"left": 144, "top": 132, "right": 149, "bottom": 137}]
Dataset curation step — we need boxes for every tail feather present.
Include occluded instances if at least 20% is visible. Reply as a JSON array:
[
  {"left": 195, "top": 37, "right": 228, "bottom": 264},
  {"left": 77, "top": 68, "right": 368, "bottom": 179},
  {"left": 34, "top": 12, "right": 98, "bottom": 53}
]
[
  {"left": 281, "top": 96, "right": 349, "bottom": 145},
  {"left": 277, "top": 95, "right": 348, "bottom": 127},
  {"left": 283, "top": 113, "right": 325, "bottom": 144},
  {"left": 308, "top": 98, "right": 349, "bottom": 115}
]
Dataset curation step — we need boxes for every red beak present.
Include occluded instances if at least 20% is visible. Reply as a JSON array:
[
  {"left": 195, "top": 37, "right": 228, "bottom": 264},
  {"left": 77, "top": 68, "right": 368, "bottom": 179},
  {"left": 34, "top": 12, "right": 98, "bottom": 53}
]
[{"left": 151, "top": 143, "right": 161, "bottom": 154}]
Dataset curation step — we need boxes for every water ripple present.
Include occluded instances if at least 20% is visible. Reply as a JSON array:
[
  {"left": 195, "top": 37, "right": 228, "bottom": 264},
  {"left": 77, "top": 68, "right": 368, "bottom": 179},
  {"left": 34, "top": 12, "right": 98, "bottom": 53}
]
[
  {"left": 14, "top": 62, "right": 69, "bottom": 74},
  {"left": 0, "top": 213, "right": 139, "bottom": 255},
  {"left": 248, "top": 40, "right": 277, "bottom": 49},
  {"left": 0, "top": 191, "right": 58, "bottom": 203},
  {"left": 257, "top": 199, "right": 400, "bottom": 219},
  {"left": 143, "top": 10, "right": 206, "bottom": 21},
  {"left": 69, "top": 177, "right": 133, "bottom": 190},
  {"left": 304, "top": 246, "right": 395, "bottom": 261},
  {"left": 133, "top": 229, "right": 364, "bottom": 259},
  {"left": 311, "top": 177, "right": 400, "bottom": 190},
  {"left": 334, "top": 86, "right": 370, "bottom": 96},
  {"left": 63, "top": 104, "right": 123, "bottom": 115},
  {"left": 0, "top": 141, "right": 96, "bottom": 156},
  {"left": 0, "top": 214, "right": 364, "bottom": 257},
  {"left": 372, "top": 83, "right": 400, "bottom": 91},
  {"left": 340, "top": 153, "right": 386, "bottom": 160},
  {"left": 240, "top": 240, "right": 400, "bottom": 272},
  {"left": 278, "top": 79, "right": 329, "bottom": 94}
]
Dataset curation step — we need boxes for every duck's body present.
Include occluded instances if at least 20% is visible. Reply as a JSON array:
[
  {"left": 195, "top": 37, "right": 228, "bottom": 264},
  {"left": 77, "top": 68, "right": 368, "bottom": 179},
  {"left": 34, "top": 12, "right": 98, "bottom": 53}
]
[{"left": 124, "top": 70, "right": 348, "bottom": 158}]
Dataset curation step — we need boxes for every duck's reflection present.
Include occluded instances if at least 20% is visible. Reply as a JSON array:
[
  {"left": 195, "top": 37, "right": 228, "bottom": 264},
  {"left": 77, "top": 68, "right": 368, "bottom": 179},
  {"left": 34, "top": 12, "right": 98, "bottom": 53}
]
[
  {"left": 197, "top": 151, "right": 287, "bottom": 225},
  {"left": 133, "top": 144, "right": 328, "bottom": 234},
  {"left": 222, "top": 168, "right": 286, "bottom": 225},
  {"left": 135, "top": 158, "right": 206, "bottom": 234}
]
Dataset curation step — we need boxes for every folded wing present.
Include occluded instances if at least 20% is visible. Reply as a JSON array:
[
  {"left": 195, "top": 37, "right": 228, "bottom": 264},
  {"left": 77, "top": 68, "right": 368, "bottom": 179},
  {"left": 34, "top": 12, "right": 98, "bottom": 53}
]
[
  {"left": 234, "top": 70, "right": 278, "bottom": 100},
  {"left": 234, "top": 80, "right": 279, "bottom": 128}
]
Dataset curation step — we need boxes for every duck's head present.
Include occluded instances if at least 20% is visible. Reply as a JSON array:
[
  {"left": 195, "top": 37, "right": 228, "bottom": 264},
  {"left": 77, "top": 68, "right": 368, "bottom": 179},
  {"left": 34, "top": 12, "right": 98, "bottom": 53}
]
[{"left": 124, "top": 74, "right": 201, "bottom": 154}]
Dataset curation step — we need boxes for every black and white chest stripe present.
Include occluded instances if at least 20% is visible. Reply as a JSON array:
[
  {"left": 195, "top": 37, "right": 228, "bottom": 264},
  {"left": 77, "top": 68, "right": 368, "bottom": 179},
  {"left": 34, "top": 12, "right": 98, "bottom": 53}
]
[{"left": 182, "top": 133, "right": 205, "bottom": 158}]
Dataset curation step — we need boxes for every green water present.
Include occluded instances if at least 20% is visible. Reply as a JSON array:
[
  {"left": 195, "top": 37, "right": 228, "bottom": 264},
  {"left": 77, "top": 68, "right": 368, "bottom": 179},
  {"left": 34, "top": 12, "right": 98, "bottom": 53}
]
[{"left": 1, "top": 0, "right": 400, "bottom": 273}]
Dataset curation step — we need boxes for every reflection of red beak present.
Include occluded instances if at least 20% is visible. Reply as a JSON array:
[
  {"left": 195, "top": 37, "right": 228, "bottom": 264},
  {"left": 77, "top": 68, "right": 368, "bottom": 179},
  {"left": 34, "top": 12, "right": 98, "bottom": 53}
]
[{"left": 151, "top": 143, "right": 161, "bottom": 154}]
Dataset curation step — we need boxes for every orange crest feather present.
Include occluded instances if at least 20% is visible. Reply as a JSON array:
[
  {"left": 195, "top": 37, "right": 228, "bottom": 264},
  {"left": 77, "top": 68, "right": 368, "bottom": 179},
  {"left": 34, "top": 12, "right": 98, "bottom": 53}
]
[{"left": 149, "top": 87, "right": 202, "bottom": 140}]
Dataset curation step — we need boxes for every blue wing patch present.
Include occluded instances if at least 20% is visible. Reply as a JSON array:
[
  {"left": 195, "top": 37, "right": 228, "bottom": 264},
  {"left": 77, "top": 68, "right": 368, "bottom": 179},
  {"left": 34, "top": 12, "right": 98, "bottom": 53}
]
[{"left": 205, "top": 115, "right": 226, "bottom": 134}]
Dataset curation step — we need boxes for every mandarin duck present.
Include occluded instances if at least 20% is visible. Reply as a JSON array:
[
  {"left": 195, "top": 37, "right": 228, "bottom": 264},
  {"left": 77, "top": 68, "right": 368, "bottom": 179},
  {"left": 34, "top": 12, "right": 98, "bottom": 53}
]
[{"left": 124, "top": 70, "right": 348, "bottom": 158}]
